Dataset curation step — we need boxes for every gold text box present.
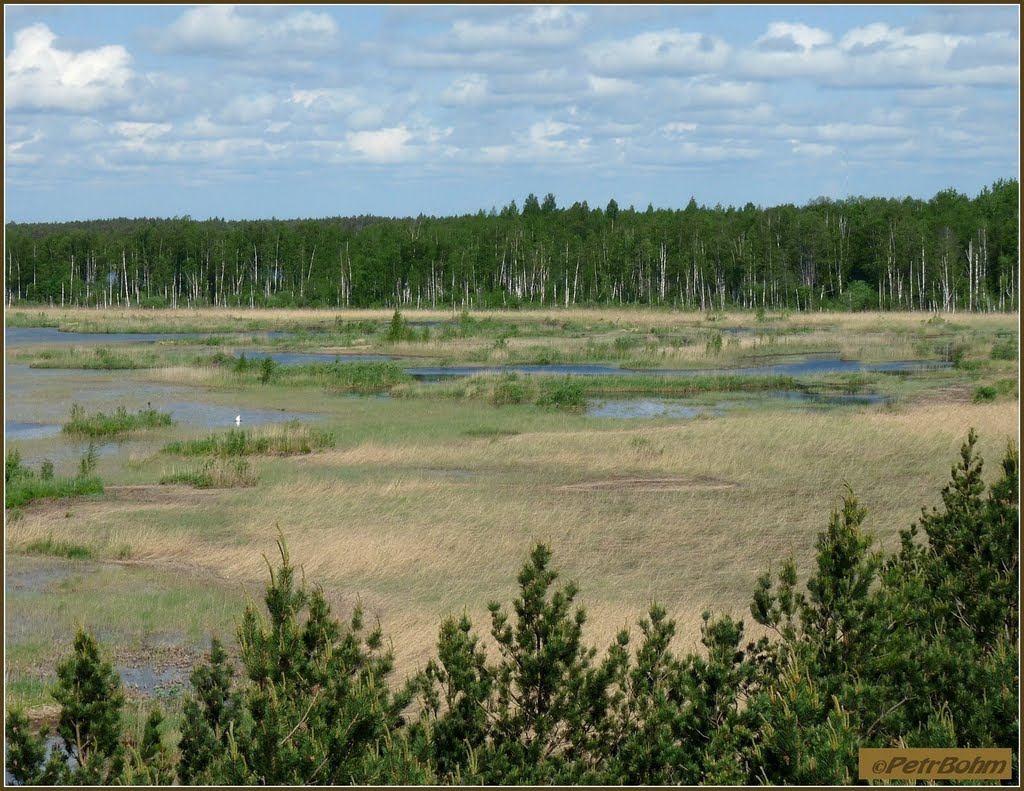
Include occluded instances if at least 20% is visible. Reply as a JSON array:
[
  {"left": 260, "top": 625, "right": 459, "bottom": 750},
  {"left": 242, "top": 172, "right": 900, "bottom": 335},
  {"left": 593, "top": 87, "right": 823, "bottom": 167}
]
[{"left": 859, "top": 748, "right": 1012, "bottom": 781}]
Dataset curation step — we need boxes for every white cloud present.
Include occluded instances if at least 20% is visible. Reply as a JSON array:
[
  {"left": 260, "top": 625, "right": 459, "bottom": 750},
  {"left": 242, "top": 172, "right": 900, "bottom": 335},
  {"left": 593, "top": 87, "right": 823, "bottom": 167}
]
[
  {"left": 348, "top": 106, "right": 388, "bottom": 130},
  {"left": 219, "top": 94, "right": 277, "bottom": 124},
  {"left": 442, "top": 74, "right": 488, "bottom": 105},
  {"left": 816, "top": 122, "right": 909, "bottom": 142},
  {"left": 112, "top": 121, "right": 172, "bottom": 139},
  {"left": 182, "top": 114, "right": 231, "bottom": 139},
  {"left": 586, "top": 74, "right": 638, "bottom": 97},
  {"left": 164, "top": 5, "right": 253, "bottom": 52},
  {"left": 529, "top": 119, "right": 571, "bottom": 142},
  {"left": 6, "top": 130, "right": 45, "bottom": 164},
  {"left": 447, "top": 6, "right": 586, "bottom": 51},
  {"left": 69, "top": 118, "right": 105, "bottom": 142},
  {"left": 663, "top": 122, "right": 698, "bottom": 135},
  {"left": 687, "top": 80, "right": 759, "bottom": 106},
  {"left": 163, "top": 5, "right": 338, "bottom": 55},
  {"left": 275, "top": 10, "right": 338, "bottom": 39},
  {"left": 736, "top": 40, "right": 844, "bottom": 80},
  {"left": 5, "top": 7, "right": 1016, "bottom": 216},
  {"left": 481, "top": 144, "right": 513, "bottom": 163},
  {"left": 347, "top": 126, "right": 414, "bottom": 163},
  {"left": 527, "top": 121, "right": 588, "bottom": 158},
  {"left": 741, "top": 20, "right": 1017, "bottom": 87},
  {"left": 587, "top": 30, "right": 730, "bottom": 74},
  {"left": 5, "top": 24, "right": 133, "bottom": 112},
  {"left": 478, "top": 119, "right": 592, "bottom": 164},
  {"left": 662, "top": 142, "right": 761, "bottom": 163},
  {"left": 757, "top": 22, "right": 832, "bottom": 51},
  {"left": 101, "top": 135, "right": 284, "bottom": 168},
  {"left": 288, "top": 89, "right": 360, "bottom": 114},
  {"left": 792, "top": 141, "right": 837, "bottom": 158}
]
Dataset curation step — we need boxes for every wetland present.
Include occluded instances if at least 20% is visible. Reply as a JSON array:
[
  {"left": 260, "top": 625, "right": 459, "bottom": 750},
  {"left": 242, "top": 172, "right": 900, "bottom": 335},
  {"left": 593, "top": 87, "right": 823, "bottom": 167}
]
[{"left": 4, "top": 306, "right": 1018, "bottom": 726}]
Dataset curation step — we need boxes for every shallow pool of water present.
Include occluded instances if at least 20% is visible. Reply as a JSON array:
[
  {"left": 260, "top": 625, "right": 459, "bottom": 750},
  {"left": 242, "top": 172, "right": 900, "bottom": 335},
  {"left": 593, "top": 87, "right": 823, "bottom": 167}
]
[
  {"left": 234, "top": 350, "right": 390, "bottom": 365},
  {"left": 4, "top": 362, "right": 321, "bottom": 470},
  {"left": 162, "top": 400, "right": 320, "bottom": 428},
  {"left": 5, "top": 420, "right": 62, "bottom": 440},
  {"left": 585, "top": 390, "right": 892, "bottom": 420},
  {"left": 118, "top": 664, "right": 189, "bottom": 695},
  {"left": 587, "top": 399, "right": 725, "bottom": 419}
]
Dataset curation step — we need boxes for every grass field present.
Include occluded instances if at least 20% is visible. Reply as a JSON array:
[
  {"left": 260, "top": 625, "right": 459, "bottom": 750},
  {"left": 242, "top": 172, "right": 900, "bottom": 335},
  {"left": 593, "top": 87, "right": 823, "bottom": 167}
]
[{"left": 4, "top": 307, "right": 1018, "bottom": 715}]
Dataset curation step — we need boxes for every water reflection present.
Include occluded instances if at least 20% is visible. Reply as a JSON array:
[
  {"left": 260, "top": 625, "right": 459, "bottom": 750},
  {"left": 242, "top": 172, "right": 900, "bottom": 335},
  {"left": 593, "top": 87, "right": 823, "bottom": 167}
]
[{"left": 586, "top": 390, "right": 893, "bottom": 419}]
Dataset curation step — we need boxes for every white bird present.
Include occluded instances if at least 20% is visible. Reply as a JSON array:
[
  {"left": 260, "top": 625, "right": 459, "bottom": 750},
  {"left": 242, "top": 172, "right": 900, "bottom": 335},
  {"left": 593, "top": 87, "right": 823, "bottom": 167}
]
[{"left": 235, "top": 415, "right": 242, "bottom": 425}]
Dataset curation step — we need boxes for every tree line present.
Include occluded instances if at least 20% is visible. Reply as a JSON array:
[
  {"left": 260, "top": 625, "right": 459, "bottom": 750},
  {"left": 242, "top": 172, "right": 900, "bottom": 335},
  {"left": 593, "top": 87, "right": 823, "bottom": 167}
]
[
  {"left": 6, "top": 432, "right": 1018, "bottom": 784},
  {"left": 4, "top": 180, "right": 1018, "bottom": 313}
]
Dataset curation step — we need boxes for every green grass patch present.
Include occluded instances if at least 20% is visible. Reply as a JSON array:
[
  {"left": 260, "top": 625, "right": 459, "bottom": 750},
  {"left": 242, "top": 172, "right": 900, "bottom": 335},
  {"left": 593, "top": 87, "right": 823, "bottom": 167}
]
[
  {"left": 990, "top": 337, "right": 1018, "bottom": 361},
  {"left": 63, "top": 403, "right": 174, "bottom": 437},
  {"left": 438, "top": 312, "right": 519, "bottom": 340},
  {"left": 4, "top": 311, "right": 61, "bottom": 328},
  {"left": 973, "top": 379, "right": 1018, "bottom": 403},
  {"left": 536, "top": 378, "right": 586, "bottom": 410},
  {"left": 974, "top": 385, "right": 999, "bottom": 402},
  {"left": 226, "top": 358, "right": 411, "bottom": 393},
  {"left": 160, "top": 458, "right": 258, "bottom": 488},
  {"left": 163, "top": 422, "right": 334, "bottom": 458},
  {"left": 490, "top": 374, "right": 533, "bottom": 406},
  {"left": 24, "top": 536, "right": 95, "bottom": 560},
  {"left": 5, "top": 678, "right": 54, "bottom": 712},
  {"left": 28, "top": 346, "right": 156, "bottom": 369},
  {"left": 5, "top": 475, "right": 105, "bottom": 509},
  {"left": 5, "top": 449, "right": 104, "bottom": 508}
]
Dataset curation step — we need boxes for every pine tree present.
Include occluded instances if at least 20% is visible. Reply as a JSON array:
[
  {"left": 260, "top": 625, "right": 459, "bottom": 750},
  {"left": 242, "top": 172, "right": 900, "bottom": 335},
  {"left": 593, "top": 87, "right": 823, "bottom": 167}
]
[
  {"left": 175, "top": 537, "right": 420, "bottom": 784},
  {"left": 51, "top": 629, "right": 128, "bottom": 783}
]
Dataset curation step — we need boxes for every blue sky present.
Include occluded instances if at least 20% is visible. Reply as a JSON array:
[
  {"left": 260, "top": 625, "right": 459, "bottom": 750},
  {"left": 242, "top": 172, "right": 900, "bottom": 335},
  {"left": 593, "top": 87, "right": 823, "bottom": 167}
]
[{"left": 4, "top": 5, "right": 1019, "bottom": 222}]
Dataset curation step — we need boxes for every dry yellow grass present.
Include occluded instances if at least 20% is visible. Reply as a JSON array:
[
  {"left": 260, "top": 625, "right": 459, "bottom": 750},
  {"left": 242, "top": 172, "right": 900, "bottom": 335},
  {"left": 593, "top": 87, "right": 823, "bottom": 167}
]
[
  {"left": 144, "top": 365, "right": 221, "bottom": 385},
  {"left": 13, "top": 304, "right": 1018, "bottom": 331},
  {"left": 8, "top": 390, "right": 1016, "bottom": 677}
]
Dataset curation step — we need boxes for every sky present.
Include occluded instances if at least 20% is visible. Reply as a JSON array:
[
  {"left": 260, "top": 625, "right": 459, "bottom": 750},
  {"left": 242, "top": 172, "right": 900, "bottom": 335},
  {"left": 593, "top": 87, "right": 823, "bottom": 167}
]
[{"left": 3, "top": 4, "right": 1020, "bottom": 222}]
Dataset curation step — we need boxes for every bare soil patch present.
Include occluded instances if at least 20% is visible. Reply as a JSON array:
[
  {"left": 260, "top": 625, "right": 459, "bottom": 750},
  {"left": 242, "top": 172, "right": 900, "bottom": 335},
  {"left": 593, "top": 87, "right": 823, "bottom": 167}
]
[
  {"left": 103, "top": 484, "right": 222, "bottom": 503},
  {"left": 915, "top": 384, "right": 976, "bottom": 404},
  {"left": 19, "top": 484, "right": 221, "bottom": 519}
]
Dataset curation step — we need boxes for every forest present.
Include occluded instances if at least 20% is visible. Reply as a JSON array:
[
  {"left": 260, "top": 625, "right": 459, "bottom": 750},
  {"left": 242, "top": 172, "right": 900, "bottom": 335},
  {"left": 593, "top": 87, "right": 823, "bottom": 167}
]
[{"left": 4, "top": 180, "right": 1018, "bottom": 313}]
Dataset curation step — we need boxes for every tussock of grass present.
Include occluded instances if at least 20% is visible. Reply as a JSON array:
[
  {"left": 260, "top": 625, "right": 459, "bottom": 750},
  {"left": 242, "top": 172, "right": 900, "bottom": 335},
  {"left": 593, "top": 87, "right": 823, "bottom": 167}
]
[
  {"left": 5, "top": 448, "right": 104, "bottom": 508},
  {"left": 5, "top": 475, "right": 105, "bottom": 509},
  {"left": 991, "top": 337, "right": 1018, "bottom": 360},
  {"left": 145, "top": 365, "right": 221, "bottom": 385},
  {"left": 63, "top": 403, "right": 174, "bottom": 437},
  {"left": 974, "top": 385, "right": 999, "bottom": 402},
  {"left": 536, "top": 378, "right": 586, "bottom": 410},
  {"left": 160, "top": 458, "right": 258, "bottom": 488},
  {"left": 972, "top": 379, "right": 1017, "bottom": 403},
  {"left": 28, "top": 346, "right": 157, "bottom": 370},
  {"left": 24, "top": 536, "right": 94, "bottom": 560},
  {"left": 225, "top": 358, "right": 411, "bottom": 393},
  {"left": 163, "top": 422, "right": 334, "bottom": 458}
]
